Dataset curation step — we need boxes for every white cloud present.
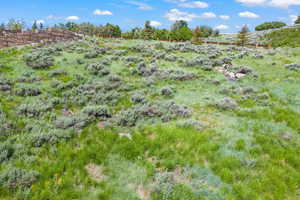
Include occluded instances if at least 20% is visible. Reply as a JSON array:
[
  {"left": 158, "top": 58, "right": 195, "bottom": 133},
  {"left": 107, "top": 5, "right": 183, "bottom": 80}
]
[
  {"left": 179, "top": 1, "right": 209, "bottom": 8},
  {"left": 127, "top": 1, "right": 153, "bottom": 10},
  {"left": 201, "top": 12, "right": 216, "bottom": 18},
  {"left": 165, "top": 9, "right": 199, "bottom": 21},
  {"left": 269, "top": 0, "right": 300, "bottom": 8},
  {"left": 239, "top": 11, "right": 260, "bottom": 18},
  {"left": 236, "top": 0, "right": 267, "bottom": 5},
  {"left": 47, "top": 15, "right": 62, "bottom": 20},
  {"left": 65, "top": 16, "right": 80, "bottom": 21},
  {"left": 236, "top": 0, "right": 300, "bottom": 8},
  {"left": 215, "top": 24, "right": 229, "bottom": 30},
  {"left": 220, "top": 15, "right": 230, "bottom": 20},
  {"left": 290, "top": 14, "right": 298, "bottom": 23},
  {"left": 36, "top": 20, "right": 45, "bottom": 24},
  {"left": 93, "top": 9, "right": 113, "bottom": 15},
  {"left": 150, "top": 21, "right": 162, "bottom": 27}
]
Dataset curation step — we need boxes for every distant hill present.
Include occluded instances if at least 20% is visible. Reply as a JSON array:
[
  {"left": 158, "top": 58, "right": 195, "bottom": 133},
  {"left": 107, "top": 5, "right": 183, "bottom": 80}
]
[{"left": 262, "top": 25, "right": 300, "bottom": 47}]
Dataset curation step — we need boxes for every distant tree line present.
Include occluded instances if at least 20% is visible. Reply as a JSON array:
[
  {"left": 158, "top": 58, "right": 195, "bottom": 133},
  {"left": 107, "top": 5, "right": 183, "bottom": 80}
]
[
  {"left": 2, "top": 16, "right": 300, "bottom": 46},
  {"left": 120, "top": 20, "right": 219, "bottom": 41}
]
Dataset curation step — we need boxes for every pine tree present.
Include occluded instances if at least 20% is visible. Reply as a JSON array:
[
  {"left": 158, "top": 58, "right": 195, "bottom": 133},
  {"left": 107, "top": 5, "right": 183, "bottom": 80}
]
[
  {"left": 192, "top": 26, "right": 203, "bottom": 44},
  {"left": 237, "top": 25, "right": 250, "bottom": 46},
  {"left": 32, "top": 21, "right": 38, "bottom": 30}
]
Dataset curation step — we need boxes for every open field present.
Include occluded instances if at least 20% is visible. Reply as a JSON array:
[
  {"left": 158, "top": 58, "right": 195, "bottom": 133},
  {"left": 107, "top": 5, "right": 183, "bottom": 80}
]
[{"left": 1, "top": 38, "right": 300, "bottom": 200}]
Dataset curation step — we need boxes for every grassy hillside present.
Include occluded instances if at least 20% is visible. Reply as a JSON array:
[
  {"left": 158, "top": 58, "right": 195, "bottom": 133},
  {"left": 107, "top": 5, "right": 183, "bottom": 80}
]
[
  {"left": 1, "top": 38, "right": 300, "bottom": 200},
  {"left": 263, "top": 26, "right": 300, "bottom": 47}
]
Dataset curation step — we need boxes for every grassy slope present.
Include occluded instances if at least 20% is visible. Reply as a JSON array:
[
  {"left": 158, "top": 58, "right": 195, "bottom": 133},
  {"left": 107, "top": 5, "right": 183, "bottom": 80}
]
[
  {"left": 263, "top": 26, "right": 300, "bottom": 47},
  {"left": 0, "top": 40, "right": 300, "bottom": 200}
]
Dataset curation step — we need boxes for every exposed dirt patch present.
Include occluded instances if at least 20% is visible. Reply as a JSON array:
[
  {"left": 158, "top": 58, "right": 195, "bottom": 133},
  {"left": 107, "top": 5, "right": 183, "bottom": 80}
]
[{"left": 85, "top": 163, "right": 106, "bottom": 183}]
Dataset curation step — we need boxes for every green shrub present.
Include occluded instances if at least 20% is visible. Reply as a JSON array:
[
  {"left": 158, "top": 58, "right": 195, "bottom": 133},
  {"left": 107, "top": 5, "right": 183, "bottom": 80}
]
[
  {"left": 31, "top": 130, "right": 74, "bottom": 147},
  {"left": 14, "top": 84, "right": 41, "bottom": 96},
  {"left": 0, "top": 141, "right": 14, "bottom": 163},
  {"left": 0, "top": 168, "right": 39, "bottom": 189},
  {"left": 263, "top": 27, "right": 300, "bottom": 47},
  {"left": 23, "top": 51, "right": 55, "bottom": 69}
]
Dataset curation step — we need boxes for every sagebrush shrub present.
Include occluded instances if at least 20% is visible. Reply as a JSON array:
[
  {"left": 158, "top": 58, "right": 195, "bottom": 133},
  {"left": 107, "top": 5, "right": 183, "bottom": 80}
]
[
  {"left": 82, "top": 105, "right": 111, "bottom": 119},
  {"left": 0, "top": 141, "right": 14, "bottom": 163},
  {"left": 0, "top": 76, "right": 12, "bottom": 91},
  {"left": 14, "top": 84, "right": 41, "bottom": 96},
  {"left": 216, "top": 97, "right": 238, "bottom": 110},
  {"left": 31, "top": 129, "right": 73, "bottom": 147},
  {"left": 0, "top": 168, "right": 39, "bottom": 189},
  {"left": 285, "top": 63, "right": 300, "bottom": 71},
  {"left": 55, "top": 113, "right": 90, "bottom": 129},
  {"left": 23, "top": 50, "right": 55, "bottom": 69},
  {"left": 86, "top": 62, "right": 110, "bottom": 76},
  {"left": 160, "top": 87, "right": 175, "bottom": 97}
]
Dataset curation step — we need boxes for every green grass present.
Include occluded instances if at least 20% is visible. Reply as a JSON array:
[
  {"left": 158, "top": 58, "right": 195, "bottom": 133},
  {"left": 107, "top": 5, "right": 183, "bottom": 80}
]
[
  {"left": 263, "top": 26, "right": 300, "bottom": 47},
  {"left": 0, "top": 39, "right": 300, "bottom": 200}
]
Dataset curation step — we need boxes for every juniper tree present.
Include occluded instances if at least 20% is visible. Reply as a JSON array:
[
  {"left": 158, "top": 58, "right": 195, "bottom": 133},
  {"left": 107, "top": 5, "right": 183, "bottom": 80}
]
[{"left": 237, "top": 25, "right": 250, "bottom": 46}]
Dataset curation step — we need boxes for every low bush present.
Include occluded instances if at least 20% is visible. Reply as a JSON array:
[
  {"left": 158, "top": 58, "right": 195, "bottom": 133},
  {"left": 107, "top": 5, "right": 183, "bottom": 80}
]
[
  {"left": 23, "top": 50, "right": 55, "bottom": 69},
  {"left": 160, "top": 86, "right": 175, "bottom": 97},
  {"left": 55, "top": 113, "right": 90, "bottom": 129},
  {"left": 285, "top": 63, "right": 300, "bottom": 71},
  {"left": 14, "top": 84, "right": 41, "bottom": 96},
  {"left": 216, "top": 97, "right": 238, "bottom": 110},
  {"left": 0, "top": 141, "right": 14, "bottom": 163},
  {"left": 115, "top": 101, "right": 191, "bottom": 127},
  {"left": 17, "top": 71, "right": 40, "bottom": 82},
  {"left": 82, "top": 105, "right": 111, "bottom": 119},
  {"left": 0, "top": 76, "right": 12, "bottom": 91},
  {"left": 86, "top": 61, "right": 110, "bottom": 76},
  {"left": 0, "top": 168, "right": 39, "bottom": 189},
  {"left": 31, "top": 129, "right": 74, "bottom": 147}
]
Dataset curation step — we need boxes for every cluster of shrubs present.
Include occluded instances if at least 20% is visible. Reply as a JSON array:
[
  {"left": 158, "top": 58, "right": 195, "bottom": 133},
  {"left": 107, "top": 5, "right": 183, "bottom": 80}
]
[
  {"left": 17, "top": 70, "right": 40, "bottom": 82},
  {"left": 0, "top": 76, "right": 12, "bottom": 91},
  {"left": 285, "top": 63, "right": 300, "bottom": 71},
  {"left": 66, "top": 76, "right": 124, "bottom": 106},
  {"left": 215, "top": 97, "right": 238, "bottom": 110},
  {"left": 14, "top": 84, "right": 41, "bottom": 97},
  {"left": 0, "top": 108, "right": 14, "bottom": 136},
  {"left": 23, "top": 49, "right": 55, "bottom": 69},
  {"left": 115, "top": 101, "right": 191, "bottom": 127},
  {"left": 0, "top": 167, "right": 39, "bottom": 189},
  {"left": 85, "top": 59, "right": 111, "bottom": 76},
  {"left": 55, "top": 105, "right": 111, "bottom": 130},
  {"left": 18, "top": 98, "right": 59, "bottom": 118},
  {"left": 31, "top": 129, "right": 74, "bottom": 147},
  {"left": 84, "top": 47, "right": 107, "bottom": 59},
  {"left": 132, "top": 62, "right": 198, "bottom": 81},
  {"left": 0, "top": 141, "right": 14, "bottom": 163}
]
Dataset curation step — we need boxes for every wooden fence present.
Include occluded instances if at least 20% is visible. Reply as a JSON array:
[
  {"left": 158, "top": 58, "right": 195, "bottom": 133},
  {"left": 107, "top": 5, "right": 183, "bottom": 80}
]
[{"left": 0, "top": 29, "right": 83, "bottom": 48}]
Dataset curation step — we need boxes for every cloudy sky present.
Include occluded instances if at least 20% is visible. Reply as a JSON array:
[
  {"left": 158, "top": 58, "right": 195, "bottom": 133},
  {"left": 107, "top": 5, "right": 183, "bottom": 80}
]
[{"left": 1, "top": 0, "right": 299, "bottom": 32}]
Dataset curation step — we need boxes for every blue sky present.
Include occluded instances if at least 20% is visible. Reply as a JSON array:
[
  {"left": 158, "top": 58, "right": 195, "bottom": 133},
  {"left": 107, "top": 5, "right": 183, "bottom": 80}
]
[{"left": 0, "top": 0, "right": 299, "bottom": 32}]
